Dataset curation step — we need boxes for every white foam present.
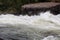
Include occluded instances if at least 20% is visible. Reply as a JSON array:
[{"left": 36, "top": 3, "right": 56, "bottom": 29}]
[
  {"left": 0, "top": 11, "right": 60, "bottom": 40},
  {"left": 42, "top": 35, "right": 58, "bottom": 40},
  {"left": 0, "top": 11, "right": 60, "bottom": 30}
]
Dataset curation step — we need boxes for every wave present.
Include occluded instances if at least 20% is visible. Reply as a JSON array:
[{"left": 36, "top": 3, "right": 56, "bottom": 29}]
[{"left": 0, "top": 11, "right": 60, "bottom": 40}]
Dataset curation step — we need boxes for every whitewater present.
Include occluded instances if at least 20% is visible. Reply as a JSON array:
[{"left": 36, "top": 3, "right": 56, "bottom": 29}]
[{"left": 0, "top": 11, "right": 60, "bottom": 40}]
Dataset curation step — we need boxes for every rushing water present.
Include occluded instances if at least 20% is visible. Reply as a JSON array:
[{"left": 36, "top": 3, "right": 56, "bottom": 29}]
[{"left": 0, "top": 11, "right": 60, "bottom": 40}]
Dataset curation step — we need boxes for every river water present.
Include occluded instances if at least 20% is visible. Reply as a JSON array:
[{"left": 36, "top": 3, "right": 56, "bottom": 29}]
[{"left": 0, "top": 11, "right": 60, "bottom": 40}]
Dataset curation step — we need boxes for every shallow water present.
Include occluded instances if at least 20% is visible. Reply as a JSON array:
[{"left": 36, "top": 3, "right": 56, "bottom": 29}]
[{"left": 0, "top": 11, "right": 60, "bottom": 40}]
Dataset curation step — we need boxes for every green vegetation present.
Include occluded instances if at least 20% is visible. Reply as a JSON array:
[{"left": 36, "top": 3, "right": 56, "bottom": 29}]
[{"left": 0, "top": 0, "right": 59, "bottom": 13}]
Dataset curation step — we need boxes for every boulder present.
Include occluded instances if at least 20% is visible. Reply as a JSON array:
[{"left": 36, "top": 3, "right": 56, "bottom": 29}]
[
  {"left": 21, "top": 2, "right": 60, "bottom": 16},
  {"left": 50, "top": 4, "right": 60, "bottom": 15}
]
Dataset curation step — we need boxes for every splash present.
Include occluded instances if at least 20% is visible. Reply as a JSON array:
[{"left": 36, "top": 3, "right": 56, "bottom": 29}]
[
  {"left": 0, "top": 11, "right": 60, "bottom": 28},
  {"left": 42, "top": 35, "right": 59, "bottom": 40},
  {"left": 0, "top": 11, "right": 60, "bottom": 40}
]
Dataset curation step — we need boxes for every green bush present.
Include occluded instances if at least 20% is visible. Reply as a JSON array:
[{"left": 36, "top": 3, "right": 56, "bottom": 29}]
[{"left": 0, "top": 0, "right": 59, "bottom": 13}]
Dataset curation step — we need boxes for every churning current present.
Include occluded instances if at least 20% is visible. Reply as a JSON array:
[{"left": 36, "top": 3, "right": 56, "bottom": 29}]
[{"left": 0, "top": 11, "right": 60, "bottom": 40}]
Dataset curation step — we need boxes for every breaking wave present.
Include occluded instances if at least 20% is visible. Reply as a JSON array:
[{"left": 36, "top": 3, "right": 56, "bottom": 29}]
[{"left": 0, "top": 11, "right": 60, "bottom": 40}]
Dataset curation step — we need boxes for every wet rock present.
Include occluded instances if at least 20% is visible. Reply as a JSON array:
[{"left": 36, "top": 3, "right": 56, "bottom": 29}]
[
  {"left": 50, "top": 4, "right": 60, "bottom": 15},
  {"left": 21, "top": 2, "right": 60, "bottom": 16}
]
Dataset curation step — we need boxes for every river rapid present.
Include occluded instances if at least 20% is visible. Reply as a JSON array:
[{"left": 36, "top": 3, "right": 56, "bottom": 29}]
[{"left": 0, "top": 11, "right": 60, "bottom": 40}]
